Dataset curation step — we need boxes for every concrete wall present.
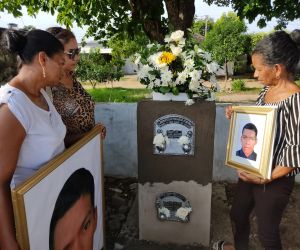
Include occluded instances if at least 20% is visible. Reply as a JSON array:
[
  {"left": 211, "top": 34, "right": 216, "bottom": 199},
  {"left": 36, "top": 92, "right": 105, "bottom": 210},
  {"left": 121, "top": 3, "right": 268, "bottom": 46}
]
[
  {"left": 95, "top": 103, "right": 138, "bottom": 177},
  {"left": 95, "top": 103, "right": 300, "bottom": 183}
]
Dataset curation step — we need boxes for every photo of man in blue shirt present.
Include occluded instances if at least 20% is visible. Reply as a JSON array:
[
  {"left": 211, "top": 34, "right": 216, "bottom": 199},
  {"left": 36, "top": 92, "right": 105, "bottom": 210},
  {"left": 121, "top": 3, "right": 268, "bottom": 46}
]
[{"left": 236, "top": 123, "right": 258, "bottom": 161}]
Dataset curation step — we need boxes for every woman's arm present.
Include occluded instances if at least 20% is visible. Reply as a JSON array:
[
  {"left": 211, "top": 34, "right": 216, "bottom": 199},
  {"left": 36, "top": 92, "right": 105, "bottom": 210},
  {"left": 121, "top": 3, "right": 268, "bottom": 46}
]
[{"left": 0, "top": 105, "right": 25, "bottom": 249}]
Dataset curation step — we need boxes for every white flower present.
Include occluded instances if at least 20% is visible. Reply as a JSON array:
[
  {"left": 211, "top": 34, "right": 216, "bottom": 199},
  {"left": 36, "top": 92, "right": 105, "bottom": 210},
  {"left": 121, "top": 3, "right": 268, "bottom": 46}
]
[
  {"left": 207, "top": 62, "right": 220, "bottom": 73},
  {"left": 189, "top": 80, "right": 200, "bottom": 92},
  {"left": 160, "top": 68, "right": 173, "bottom": 86},
  {"left": 178, "top": 135, "right": 190, "bottom": 145},
  {"left": 170, "top": 44, "right": 182, "bottom": 56},
  {"left": 185, "top": 99, "right": 195, "bottom": 106},
  {"left": 202, "top": 52, "right": 212, "bottom": 62},
  {"left": 146, "top": 43, "right": 154, "bottom": 49},
  {"left": 189, "top": 70, "right": 201, "bottom": 82},
  {"left": 178, "top": 38, "right": 186, "bottom": 47},
  {"left": 175, "top": 71, "right": 189, "bottom": 85},
  {"left": 164, "top": 36, "right": 171, "bottom": 43},
  {"left": 153, "top": 133, "right": 169, "bottom": 147},
  {"left": 184, "top": 58, "right": 194, "bottom": 69},
  {"left": 158, "top": 207, "right": 170, "bottom": 218},
  {"left": 134, "top": 54, "right": 141, "bottom": 65},
  {"left": 170, "top": 30, "right": 184, "bottom": 42},
  {"left": 210, "top": 75, "right": 221, "bottom": 91},
  {"left": 175, "top": 207, "right": 192, "bottom": 220},
  {"left": 154, "top": 79, "right": 161, "bottom": 87},
  {"left": 134, "top": 29, "right": 221, "bottom": 102}
]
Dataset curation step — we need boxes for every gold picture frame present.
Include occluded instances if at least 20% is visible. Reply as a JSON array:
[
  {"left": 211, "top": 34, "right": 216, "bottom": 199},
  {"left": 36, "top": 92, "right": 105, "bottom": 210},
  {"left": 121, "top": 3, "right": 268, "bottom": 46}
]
[
  {"left": 226, "top": 106, "right": 277, "bottom": 179},
  {"left": 12, "top": 125, "right": 105, "bottom": 250}
]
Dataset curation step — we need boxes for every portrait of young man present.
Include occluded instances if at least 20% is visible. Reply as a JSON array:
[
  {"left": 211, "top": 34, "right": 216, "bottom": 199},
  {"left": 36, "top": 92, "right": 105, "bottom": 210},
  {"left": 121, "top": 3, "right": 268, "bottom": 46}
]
[
  {"left": 49, "top": 168, "right": 98, "bottom": 250},
  {"left": 236, "top": 123, "right": 258, "bottom": 161}
]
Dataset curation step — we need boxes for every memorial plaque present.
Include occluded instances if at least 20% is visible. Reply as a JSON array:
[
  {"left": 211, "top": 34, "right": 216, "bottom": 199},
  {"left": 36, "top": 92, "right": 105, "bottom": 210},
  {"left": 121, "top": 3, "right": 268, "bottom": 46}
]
[
  {"left": 155, "top": 192, "right": 192, "bottom": 223},
  {"left": 154, "top": 114, "right": 195, "bottom": 155}
]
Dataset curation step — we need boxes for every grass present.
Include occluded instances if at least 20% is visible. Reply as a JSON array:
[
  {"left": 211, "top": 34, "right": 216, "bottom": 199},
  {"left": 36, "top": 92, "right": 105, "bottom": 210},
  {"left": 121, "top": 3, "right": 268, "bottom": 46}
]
[{"left": 87, "top": 87, "right": 151, "bottom": 102}]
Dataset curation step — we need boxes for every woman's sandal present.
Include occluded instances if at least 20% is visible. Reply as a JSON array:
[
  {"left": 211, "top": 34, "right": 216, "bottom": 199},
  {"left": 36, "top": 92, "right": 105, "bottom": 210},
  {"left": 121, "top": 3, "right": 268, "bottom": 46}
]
[{"left": 212, "top": 240, "right": 225, "bottom": 250}]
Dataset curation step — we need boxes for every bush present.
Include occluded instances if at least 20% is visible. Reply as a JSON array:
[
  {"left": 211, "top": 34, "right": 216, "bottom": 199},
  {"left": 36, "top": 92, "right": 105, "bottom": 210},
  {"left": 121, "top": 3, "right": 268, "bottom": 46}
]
[
  {"left": 76, "top": 49, "right": 124, "bottom": 88},
  {"left": 231, "top": 79, "right": 246, "bottom": 91}
]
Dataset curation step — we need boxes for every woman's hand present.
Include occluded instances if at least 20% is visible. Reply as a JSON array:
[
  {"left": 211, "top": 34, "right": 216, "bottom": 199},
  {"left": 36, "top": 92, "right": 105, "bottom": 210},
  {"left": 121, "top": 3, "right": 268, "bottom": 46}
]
[
  {"left": 97, "top": 123, "right": 106, "bottom": 139},
  {"left": 225, "top": 106, "right": 233, "bottom": 119},
  {"left": 237, "top": 170, "right": 270, "bottom": 184}
]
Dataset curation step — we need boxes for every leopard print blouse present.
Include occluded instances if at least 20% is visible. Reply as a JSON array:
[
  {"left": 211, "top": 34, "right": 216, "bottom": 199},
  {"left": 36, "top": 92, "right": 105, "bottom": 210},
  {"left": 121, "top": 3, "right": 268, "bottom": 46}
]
[{"left": 51, "top": 78, "right": 95, "bottom": 136}]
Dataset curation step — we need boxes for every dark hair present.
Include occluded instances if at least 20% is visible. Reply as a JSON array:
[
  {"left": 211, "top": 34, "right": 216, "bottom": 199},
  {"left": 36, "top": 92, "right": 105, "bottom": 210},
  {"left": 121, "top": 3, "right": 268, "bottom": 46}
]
[
  {"left": 252, "top": 30, "right": 300, "bottom": 75},
  {"left": 1, "top": 29, "right": 63, "bottom": 64},
  {"left": 242, "top": 123, "right": 258, "bottom": 136},
  {"left": 46, "top": 27, "right": 76, "bottom": 45},
  {"left": 49, "top": 168, "right": 95, "bottom": 250}
]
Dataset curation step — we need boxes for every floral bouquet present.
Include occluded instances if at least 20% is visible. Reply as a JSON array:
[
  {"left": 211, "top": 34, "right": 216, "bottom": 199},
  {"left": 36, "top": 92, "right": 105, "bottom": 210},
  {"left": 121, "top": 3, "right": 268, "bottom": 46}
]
[{"left": 134, "top": 30, "right": 220, "bottom": 105}]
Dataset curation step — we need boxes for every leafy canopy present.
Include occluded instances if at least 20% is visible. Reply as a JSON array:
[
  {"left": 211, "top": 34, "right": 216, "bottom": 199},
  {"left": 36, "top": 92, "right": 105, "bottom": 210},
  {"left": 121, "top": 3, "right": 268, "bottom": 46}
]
[
  {"left": 203, "top": 12, "right": 247, "bottom": 65},
  {"left": 0, "top": 0, "right": 195, "bottom": 43},
  {"left": 204, "top": 0, "right": 300, "bottom": 29}
]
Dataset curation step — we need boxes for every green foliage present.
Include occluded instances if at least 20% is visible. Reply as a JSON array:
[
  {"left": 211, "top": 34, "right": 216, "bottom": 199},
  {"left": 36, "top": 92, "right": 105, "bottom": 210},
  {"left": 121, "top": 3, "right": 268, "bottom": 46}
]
[
  {"left": 87, "top": 87, "right": 151, "bottom": 102},
  {"left": 108, "top": 32, "right": 150, "bottom": 67},
  {"left": 204, "top": 0, "right": 300, "bottom": 30},
  {"left": 191, "top": 17, "right": 214, "bottom": 37},
  {"left": 0, "top": 0, "right": 195, "bottom": 43},
  {"left": 231, "top": 79, "right": 246, "bottom": 91},
  {"left": 202, "top": 12, "right": 247, "bottom": 79},
  {"left": 249, "top": 32, "right": 269, "bottom": 52},
  {"left": 76, "top": 49, "right": 124, "bottom": 89}
]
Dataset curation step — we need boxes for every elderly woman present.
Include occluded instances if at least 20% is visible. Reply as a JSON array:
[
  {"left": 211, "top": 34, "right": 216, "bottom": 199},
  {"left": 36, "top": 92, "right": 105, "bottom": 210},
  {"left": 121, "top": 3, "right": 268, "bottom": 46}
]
[
  {"left": 218, "top": 30, "right": 300, "bottom": 250},
  {"left": 0, "top": 29, "right": 66, "bottom": 249}
]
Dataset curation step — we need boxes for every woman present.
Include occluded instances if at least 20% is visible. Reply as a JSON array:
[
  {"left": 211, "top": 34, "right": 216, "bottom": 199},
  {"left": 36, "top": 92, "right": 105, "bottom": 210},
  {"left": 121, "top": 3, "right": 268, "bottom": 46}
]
[
  {"left": 220, "top": 30, "right": 300, "bottom": 250},
  {"left": 0, "top": 29, "right": 66, "bottom": 249},
  {"left": 46, "top": 27, "right": 106, "bottom": 146}
]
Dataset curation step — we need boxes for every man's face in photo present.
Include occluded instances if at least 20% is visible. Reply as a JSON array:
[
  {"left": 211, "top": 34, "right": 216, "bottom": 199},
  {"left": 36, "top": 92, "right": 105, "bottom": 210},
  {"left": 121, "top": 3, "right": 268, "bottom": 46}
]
[
  {"left": 53, "top": 194, "right": 97, "bottom": 250},
  {"left": 241, "top": 128, "right": 257, "bottom": 156}
]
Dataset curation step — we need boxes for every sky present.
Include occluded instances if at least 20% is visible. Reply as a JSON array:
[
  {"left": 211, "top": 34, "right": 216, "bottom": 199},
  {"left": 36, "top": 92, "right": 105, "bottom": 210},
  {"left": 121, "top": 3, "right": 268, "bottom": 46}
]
[{"left": 0, "top": 1, "right": 300, "bottom": 42}]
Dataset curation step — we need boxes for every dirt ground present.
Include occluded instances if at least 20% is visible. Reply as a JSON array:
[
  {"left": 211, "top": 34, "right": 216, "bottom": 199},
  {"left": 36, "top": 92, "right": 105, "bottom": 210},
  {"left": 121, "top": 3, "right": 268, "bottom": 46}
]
[{"left": 105, "top": 178, "right": 300, "bottom": 250}]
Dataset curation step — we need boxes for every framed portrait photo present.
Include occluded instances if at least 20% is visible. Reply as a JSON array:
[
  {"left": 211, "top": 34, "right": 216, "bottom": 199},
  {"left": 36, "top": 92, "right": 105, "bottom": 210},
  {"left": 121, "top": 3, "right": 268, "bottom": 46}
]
[
  {"left": 226, "top": 106, "right": 277, "bottom": 179},
  {"left": 11, "top": 125, "right": 105, "bottom": 250}
]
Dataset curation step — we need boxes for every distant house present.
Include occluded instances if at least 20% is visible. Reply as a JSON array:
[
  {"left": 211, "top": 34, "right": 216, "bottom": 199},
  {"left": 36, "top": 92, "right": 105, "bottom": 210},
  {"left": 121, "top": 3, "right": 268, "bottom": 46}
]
[
  {"left": 80, "top": 41, "right": 112, "bottom": 54},
  {"left": 79, "top": 40, "right": 137, "bottom": 75}
]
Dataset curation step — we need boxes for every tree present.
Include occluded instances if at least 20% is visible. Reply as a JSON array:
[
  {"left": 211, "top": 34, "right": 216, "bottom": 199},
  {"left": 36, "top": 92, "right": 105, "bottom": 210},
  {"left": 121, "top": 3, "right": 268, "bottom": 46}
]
[
  {"left": 0, "top": 0, "right": 195, "bottom": 43},
  {"left": 202, "top": 12, "right": 247, "bottom": 81},
  {"left": 191, "top": 16, "right": 214, "bottom": 37},
  {"left": 108, "top": 31, "right": 150, "bottom": 66},
  {"left": 76, "top": 49, "right": 123, "bottom": 89},
  {"left": 204, "top": 0, "right": 300, "bottom": 29}
]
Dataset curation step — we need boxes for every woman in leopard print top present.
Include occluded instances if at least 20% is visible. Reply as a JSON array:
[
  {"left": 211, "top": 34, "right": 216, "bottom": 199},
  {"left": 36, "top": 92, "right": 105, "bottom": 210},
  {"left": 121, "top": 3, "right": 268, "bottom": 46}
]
[{"left": 47, "top": 27, "right": 105, "bottom": 146}]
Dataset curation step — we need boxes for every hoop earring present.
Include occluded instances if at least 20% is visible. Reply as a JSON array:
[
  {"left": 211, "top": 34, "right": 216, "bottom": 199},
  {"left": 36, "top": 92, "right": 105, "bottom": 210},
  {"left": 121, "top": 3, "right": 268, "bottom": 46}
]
[{"left": 42, "top": 67, "right": 46, "bottom": 78}]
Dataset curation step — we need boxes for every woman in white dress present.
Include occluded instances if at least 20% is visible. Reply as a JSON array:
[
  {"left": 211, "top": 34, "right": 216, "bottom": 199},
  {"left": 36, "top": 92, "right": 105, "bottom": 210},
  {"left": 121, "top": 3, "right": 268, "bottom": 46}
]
[{"left": 0, "top": 29, "right": 66, "bottom": 249}]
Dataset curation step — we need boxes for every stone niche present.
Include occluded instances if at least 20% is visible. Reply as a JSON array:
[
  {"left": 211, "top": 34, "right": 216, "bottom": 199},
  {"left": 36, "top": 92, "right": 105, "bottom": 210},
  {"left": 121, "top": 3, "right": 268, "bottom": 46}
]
[{"left": 137, "top": 100, "right": 216, "bottom": 247}]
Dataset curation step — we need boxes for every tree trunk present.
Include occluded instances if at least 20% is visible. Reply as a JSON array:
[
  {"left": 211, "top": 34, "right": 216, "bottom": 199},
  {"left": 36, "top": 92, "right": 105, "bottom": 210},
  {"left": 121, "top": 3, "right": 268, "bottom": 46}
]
[
  {"left": 129, "top": 0, "right": 167, "bottom": 43},
  {"left": 224, "top": 59, "right": 228, "bottom": 90},
  {"left": 164, "top": 0, "right": 195, "bottom": 33},
  {"left": 129, "top": 0, "right": 195, "bottom": 43}
]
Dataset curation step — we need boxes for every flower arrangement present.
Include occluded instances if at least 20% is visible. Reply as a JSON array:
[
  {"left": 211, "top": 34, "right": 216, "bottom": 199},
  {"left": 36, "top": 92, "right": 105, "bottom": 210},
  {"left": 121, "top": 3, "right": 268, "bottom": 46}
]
[{"left": 134, "top": 30, "right": 220, "bottom": 105}]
